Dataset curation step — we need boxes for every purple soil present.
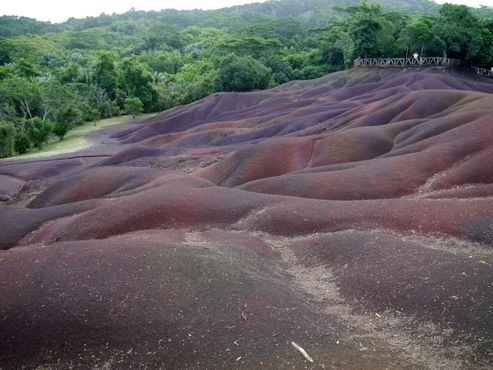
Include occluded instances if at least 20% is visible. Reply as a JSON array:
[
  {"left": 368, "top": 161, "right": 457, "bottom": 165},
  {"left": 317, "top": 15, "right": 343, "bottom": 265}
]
[{"left": 0, "top": 67, "right": 492, "bottom": 369}]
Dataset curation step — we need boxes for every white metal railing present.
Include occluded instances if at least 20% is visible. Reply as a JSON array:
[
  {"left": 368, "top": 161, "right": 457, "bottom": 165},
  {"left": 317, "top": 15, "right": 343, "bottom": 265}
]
[
  {"left": 354, "top": 57, "right": 464, "bottom": 68},
  {"left": 472, "top": 66, "right": 493, "bottom": 78},
  {"left": 354, "top": 57, "right": 493, "bottom": 79}
]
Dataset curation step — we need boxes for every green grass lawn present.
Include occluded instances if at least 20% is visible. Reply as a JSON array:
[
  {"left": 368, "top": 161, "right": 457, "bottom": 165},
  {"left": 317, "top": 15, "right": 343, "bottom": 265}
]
[{"left": 2, "top": 114, "right": 152, "bottom": 161}]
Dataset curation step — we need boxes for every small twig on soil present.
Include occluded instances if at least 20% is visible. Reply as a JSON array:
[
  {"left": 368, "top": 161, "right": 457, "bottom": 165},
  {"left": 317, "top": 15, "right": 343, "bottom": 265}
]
[{"left": 291, "top": 342, "right": 314, "bottom": 363}]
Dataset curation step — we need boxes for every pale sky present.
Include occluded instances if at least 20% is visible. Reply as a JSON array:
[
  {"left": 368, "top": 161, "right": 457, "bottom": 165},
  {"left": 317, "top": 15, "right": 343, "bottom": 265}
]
[
  {"left": 0, "top": 0, "right": 269, "bottom": 23},
  {"left": 0, "top": 0, "right": 491, "bottom": 23},
  {"left": 435, "top": 0, "right": 493, "bottom": 6}
]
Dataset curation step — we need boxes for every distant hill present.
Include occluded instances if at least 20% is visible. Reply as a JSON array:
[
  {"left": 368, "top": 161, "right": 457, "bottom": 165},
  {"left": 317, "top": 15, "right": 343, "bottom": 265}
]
[
  {"left": 3, "top": 0, "right": 492, "bottom": 38},
  {"left": 1, "top": 0, "right": 442, "bottom": 37},
  {"left": 221, "top": 0, "right": 440, "bottom": 22},
  {"left": 0, "top": 16, "right": 62, "bottom": 37}
]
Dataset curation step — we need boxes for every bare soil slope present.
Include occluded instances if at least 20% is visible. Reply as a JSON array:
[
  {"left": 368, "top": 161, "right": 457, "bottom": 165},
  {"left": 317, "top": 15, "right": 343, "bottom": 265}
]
[{"left": 1, "top": 67, "right": 492, "bottom": 369}]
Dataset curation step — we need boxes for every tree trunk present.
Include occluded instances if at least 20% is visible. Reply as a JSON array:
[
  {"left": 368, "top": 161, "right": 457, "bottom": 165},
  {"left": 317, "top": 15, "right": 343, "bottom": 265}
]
[
  {"left": 42, "top": 107, "right": 51, "bottom": 122},
  {"left": 20, "top": 99, "right": 34, "bottom": 127}
]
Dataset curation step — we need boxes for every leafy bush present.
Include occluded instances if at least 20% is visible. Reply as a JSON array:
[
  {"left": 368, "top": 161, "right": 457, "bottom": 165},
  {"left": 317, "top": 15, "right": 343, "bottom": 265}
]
[
  {"left": 0, "top": 121, "right": 15, "bottom": 158},
  {"left": 124, "top": 97, "right": 144, "bottom": 117},
  {"left": 214, "top": 54, "right": 272, "bottom": 92},
  {"left": 53, "top": 123, "right": 68, "bottom": 140},
  {"left": 14, "top": 133, "right": 30, "bottom": 154},
  {"left": 27, "top": 118, "right": 53, "bottom": 150}
]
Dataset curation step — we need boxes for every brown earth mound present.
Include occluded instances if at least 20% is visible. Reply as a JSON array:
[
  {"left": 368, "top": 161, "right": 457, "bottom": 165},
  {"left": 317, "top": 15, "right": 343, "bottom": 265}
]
[{"left": 1, "top": 67, "right": 492, "bottom": 369}]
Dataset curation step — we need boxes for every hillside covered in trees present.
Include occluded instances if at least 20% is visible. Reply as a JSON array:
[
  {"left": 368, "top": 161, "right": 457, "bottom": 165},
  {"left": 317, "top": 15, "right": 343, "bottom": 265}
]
[{"left": 0, "top": 0, "right": 493, "bottom": 158}]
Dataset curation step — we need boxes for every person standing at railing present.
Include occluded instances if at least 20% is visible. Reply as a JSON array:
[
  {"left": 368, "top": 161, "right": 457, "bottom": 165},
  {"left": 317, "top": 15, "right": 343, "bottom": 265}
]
[
  {"left": 490, "top": 66, "right": 493, "bottom": 77},
  {"left": 354, "top": 56, "right": 361, "bottom": 67}
]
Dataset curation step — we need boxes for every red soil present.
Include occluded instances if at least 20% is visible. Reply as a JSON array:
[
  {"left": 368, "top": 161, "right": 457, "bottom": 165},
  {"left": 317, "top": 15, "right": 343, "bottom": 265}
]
[{"left": 0, "top": 67, "right": 492, "bottom": 369}]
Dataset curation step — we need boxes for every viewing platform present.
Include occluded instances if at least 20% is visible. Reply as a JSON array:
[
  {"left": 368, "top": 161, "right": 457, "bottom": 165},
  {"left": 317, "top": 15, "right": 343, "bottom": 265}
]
[{"left": 354, "top": 57, "right": 492, "bottom": 78}]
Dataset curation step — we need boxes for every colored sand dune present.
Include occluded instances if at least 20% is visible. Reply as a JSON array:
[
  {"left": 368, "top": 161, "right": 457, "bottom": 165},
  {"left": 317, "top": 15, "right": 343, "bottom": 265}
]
[{"left": 1, "top": 67, "right": 492, "bottom": 369}]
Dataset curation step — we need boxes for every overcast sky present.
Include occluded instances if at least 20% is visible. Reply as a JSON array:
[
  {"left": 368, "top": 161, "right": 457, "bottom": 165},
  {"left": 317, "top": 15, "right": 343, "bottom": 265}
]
[
  {"left": 0, "top": 0, "right": 491, "bottom": 23},
  {"left": 435, "top": 0, "right": 492, "bottom": 6}
]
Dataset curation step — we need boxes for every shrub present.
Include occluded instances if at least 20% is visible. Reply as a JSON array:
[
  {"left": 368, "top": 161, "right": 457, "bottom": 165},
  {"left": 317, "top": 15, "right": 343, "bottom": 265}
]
[
  {"left": 214, "top": 54, "right": 272, "bottom": 92},
  {"left": 53, "top": 123, "right": 68, "bottom": 141},
  {"left": 14, "top": 133, "right": 30, "bottom": 154},
  {"left": 27, "top": 118, "right": 53, "bottom": 150},
  {"left": 0, "top": 122, "right": 15, "bottom": 158},
  {"left": 124, "top": 97, "right": 144, "bottom": 117}
]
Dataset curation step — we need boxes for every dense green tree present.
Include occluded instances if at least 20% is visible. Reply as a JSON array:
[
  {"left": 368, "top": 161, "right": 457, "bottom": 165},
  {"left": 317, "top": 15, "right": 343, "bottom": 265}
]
[
  {"left": 0, "top": 78, "right": 40, "bottom": 122},
  {"left": 66, "top": 29, "right": 106, "bottom": 50},
  {"left": 295, "top": 64, "right": 333, "bottom": 80},
  {"left": 0, "top": 64, "right": 15, "bottom": 80},
  {"left": 12, "top": 58, "right": 38, "bottom": 78},
  {"left": 53, "top": 123, "right": 68, "bottom": 140},
  {"left": 0, "top": 121, "right": 15, "bottom": 158},
  {"left": 56, "top": 104, "right": 83, "bottom": 125},
  {"left": 124, "top": 97, "right": 144, "bottom": 117},
  {"left": 27, "top": 118, "right": 52, "bottom": 149},
  {"left": 70, "top": 83, "right": 111, "bottom": 119},
  {"left": 434, "top": 4, "right": 492, "bottom": 62},
  {"left": 14, "top": 133, "right": 30, "bottom": 154},
  {"left": 59, "top": 62, "right": 82, "bottom": 83},
  {"left": 41, "top": 52, "right": 66, "bottom": 69},
  {"left": 341, "top": 2, "right": 387, "bottom": 60},
  {"left": 284, "top": 53, "right": 308, "bottom": 71},
  {"left": 474, "top": 26, "right": 493, "bottom": 66},
  {"left": 78, "top": 102, "right": 101, "bottom": 122},
  {"left": 399, "top": 18, "right": 443, "bottom": 58},
  {"left": 316, "top": 22, "right": 349, "bottom": 70},
  {"left": 0, "top": 37, "right": 16, "bottom": 65},
  {"left": 0, "top": 16, "right": 60, "bottom": 37},
  {"left": 237, "top": 18, "right": 305, "bottom": 45},
  {"left": 475, "top": 6, "right": 493, "bottom": 21},
  {"left": 139, "top": 50, "right": 184, "bottom": 74},
  {"left": 262, "top": 55, "right": 293, "bottom": 85},
  {"left": 215, "top": 54, "right": 271, "bottom": 92},
  {"left": 214, "top": 36, "right": 282, "bottom": 60},
  {"left": 39, "top": 81, "right": 72, "bottom": 122},
  {"left": 154, "top": 81, "right": 188, "bottom": 110},
  {"left": 94, "top": 52, "right": 118, "bottom": 99},
  {"left": 160, "top": 60, "right": 217, "bottom": 104},
  {"left": 143, "top": 24, "right": 183, "bottom": 51},
  {"left": 119, "top": 58, "right": 158, "bottom": 111},
  {"left": 0, "top": 100, "right": 18, "bottom": 125},
  {"left": 4, "top": 35, "right": 61, "bottom": 66}
]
